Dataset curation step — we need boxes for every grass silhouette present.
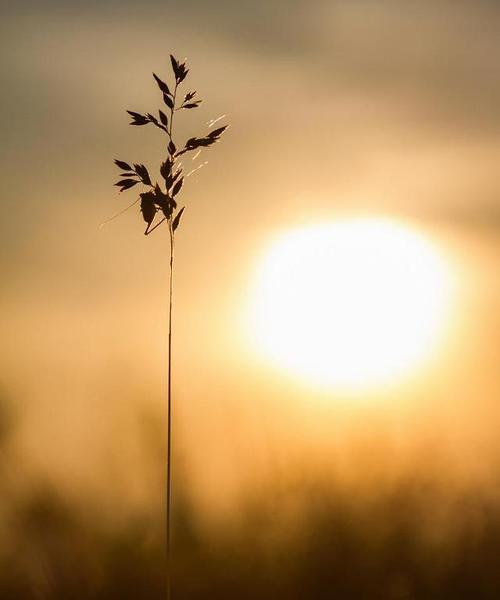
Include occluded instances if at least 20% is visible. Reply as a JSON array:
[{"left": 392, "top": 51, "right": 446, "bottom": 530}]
[{"left": 112, "top": 54, "right": 228, "bottom": 599}]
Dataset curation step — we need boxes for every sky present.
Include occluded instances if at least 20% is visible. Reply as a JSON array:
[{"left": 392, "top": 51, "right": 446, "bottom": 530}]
[{"left": 1, "top": 0, "right": 500, "bottom": 524}]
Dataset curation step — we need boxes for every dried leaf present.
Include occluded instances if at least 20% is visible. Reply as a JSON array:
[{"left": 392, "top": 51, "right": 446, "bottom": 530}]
[
  {"left": 153, "top": 73, "right": 171, "bottom": 96},
  {"left": 168, "top": 140, "right": 177, "bottom": 155},
  {"left": 159, "top": 110, "right": 169, "bottom": 127},
  {"left": 172, "top": 207, "right": 185, "bottom": 232},
  {"left": 114, "top": 159, "right": 132, "bottom": 171},
  {"left": 170, "top": 54, "right": 189, "bottom": 83},
  {"left": 115, "top": 179, "right": 139, "bottom": 192},
  {"left": 177, "top": 65, "right": 189, "bottom": 83},
  {"left": 164, "top": 166, "right": 182, "bottom": 189},
  {"left": 127, "top": 110, "right": 149, "bottom": 126},
  {"left": 176, "top": 136, "right": 205, "bottom": 156},
  {"left": 172, "top": 177, "right": 184, "bottom": 197},
  {"left": 183, "top": 91, "right": 196, "bottom": 102},
  {"left": 170, "top": 55, "right": 180, "bottom": 78},
  {"left": 134, "top": 164, "right": 152, "bottom": 186},
  {"left": 183, "top": 102, "right": 201, "bottom": 109},
  {"left": 163, "top": 93, "right": 174, "bottom": 110},
  {"left": 160, "top": 158, "right": 173, "bottom": 182},
  {"left": 208, "top": 125, "right": 228, "bottom": 138},
  {"left": 140, "top": 192, "right": 156, "bottom": 224}
]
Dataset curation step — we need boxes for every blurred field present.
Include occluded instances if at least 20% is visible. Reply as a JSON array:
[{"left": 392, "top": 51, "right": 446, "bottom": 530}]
[{"left": 2, "top": 384, "right": 500, "bottom": 599}]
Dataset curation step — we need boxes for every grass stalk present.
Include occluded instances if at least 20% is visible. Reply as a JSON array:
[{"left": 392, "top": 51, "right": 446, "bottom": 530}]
[
  {"left": 112, "top": 54, "right": 228, "bottom": 599},
  {"left": 166, "top": 221, "right": 174, "bottom": 600}
]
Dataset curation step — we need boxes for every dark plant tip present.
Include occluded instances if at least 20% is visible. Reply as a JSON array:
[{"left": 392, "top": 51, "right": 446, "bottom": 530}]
[
  {"left": 208, "top": 125, "right": 229, "bottom": 138},
  {"left": 112, "top": 52, "right": 227, "bottom": 240},
  {"left": 184, "top": 91, "right": 197, "bottom": 102},
  {"left": 114, "top": 159, "right": 132, "bottom": 171}
]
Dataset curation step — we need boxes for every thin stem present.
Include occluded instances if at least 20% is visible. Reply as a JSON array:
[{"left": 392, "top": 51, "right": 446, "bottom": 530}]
[
  {"left": 99, "top": 197, "right": 140, "bottom": 229},
  {"left": 145, "top": 216, "right": 167, "bottom": 236},
  {"left": 165, "top": 81, "right": 178, "bottom": 600},
  {"left": 166, "top": 220, "right": 174, "bottom": 600}
]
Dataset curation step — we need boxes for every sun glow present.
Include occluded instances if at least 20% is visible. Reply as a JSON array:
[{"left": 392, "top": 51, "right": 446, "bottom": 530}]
[{"left": 247, "top": 218, "right": 454, "bottom": 391}]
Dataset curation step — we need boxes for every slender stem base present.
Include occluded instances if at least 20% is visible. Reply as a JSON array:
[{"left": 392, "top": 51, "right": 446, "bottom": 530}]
[
  {"left": 166, "top": 82, "right": 178, "bottom": 600},
  {"left": 166, "top": 224, "right": 174, "bottom": 600}
]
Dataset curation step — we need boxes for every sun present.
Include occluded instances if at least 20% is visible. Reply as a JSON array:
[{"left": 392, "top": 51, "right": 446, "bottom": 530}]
[{"left": 246, "top": 217, "right": 454, "bottom": 392}]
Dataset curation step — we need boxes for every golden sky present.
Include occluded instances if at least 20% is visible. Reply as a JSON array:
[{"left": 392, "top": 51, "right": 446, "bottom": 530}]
[{"left": 1, "top": 0, "right": 500, "bottom": 521}]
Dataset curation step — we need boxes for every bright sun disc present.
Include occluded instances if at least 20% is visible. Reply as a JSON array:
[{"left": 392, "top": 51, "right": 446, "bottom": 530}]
[{"left": 246, "top": 218, "right": 454, "bottom": 391}]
